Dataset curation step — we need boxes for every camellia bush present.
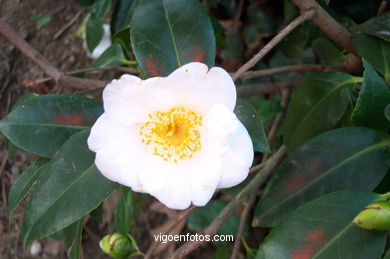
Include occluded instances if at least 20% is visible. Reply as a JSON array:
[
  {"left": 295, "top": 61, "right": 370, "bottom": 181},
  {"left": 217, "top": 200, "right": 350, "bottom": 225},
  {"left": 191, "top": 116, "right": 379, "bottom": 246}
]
[{"left": 1, "top": 0, "right": 390, "bottom": 258}]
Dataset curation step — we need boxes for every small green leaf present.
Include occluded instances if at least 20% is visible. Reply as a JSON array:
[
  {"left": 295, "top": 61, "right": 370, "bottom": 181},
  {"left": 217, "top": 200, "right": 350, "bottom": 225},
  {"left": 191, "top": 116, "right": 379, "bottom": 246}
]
[
  {"left": 255, "top": 127, "right": 390, "bottom": 227},
  {"left": 8, "top": 158, "right": 49, "bottom": 219},
  {"left": 256, "top": 191, "right": 387, "bottom": 259},
  {"left": 352, "top": 60, "right": 390, "bottom": 131},
  {"left": 130, "top": 0, "right": 215, "bottom": 77},
  {"left": 0, "top": 94, "right": 102, "bottom": 157},
  {"left": 114, "top": 187, "right": 137, "bottom": 234},
  {"left": 91, "top": 42, "right": 127, "bottom": 68},
  {"left": 22, "top": 130, "right": 117, "bottom": 244},
  {"left": 384, "top": 248, "right": 390, "bottom": 259},
  {"left": 188, "top": 200, "right": 242, "bottom": 237},
  {"left": 352, "top": 32, "right": 390, "bottom": 80},
  {"left": 64, "top": 218, "right": 84, "bottom": 259},
  {"left": 31, "top": 12, "right": 51, "bottom": 29},
  {"left": 234, "top": 98, "right": 269, "bottom": 153},
  {"left": 283, "top": 72, "right": 358, "bottom": 151}
]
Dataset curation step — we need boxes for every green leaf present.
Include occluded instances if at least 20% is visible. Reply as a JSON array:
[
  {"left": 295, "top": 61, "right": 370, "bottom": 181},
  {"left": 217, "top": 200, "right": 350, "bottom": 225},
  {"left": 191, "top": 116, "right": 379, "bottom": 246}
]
[
  {"left": 64, "top": 218, "right": 84, "bottom": 259},
  {"left": 0, "top": 94, "right": 103, "bottom": 157},
  {"left": 352, "top": 60, "right": 390, "bottom": 131},
  {"left": 234, "top": 98, "right": 269, "bottom": 153},
  {"left": 8, "top": 158, "right": 49, "bottom": 219},
  {"left": 86, "top": 16, "right": 104, "bottom": 53},
  {"left": 91, "top": 42, "right": 126, "bottom": 68},
  {"left": 130, "top": 0, "right": 215, "bottom": 77},
  {"left": 283, "top": 72, "right": 358, "bottom": 151},
  {"left": 22, "top": 130, "right": 117, "bottom": 244},
  {"left": 254, "top": 127, "right": 390, "bottom": 227},
  {"left": 256, "top": 191, "right": 387, "bottom": 259},
  {"left": 111, "top": 0, "right": 139, "bottom": 33},
  {"left": 188, "top": 200, "right": 242, "bottom": 237},
  {"left": 359, "top": 13, "right": 390, "bottom": 43},
  {"left": 384, "top": 248, "right": 390, "bottom": 259},
  {"left": 31, "top": 12, "right": 51, "bottom": 29},
  {"left": 114, "top": 187, "right": 135, "bottom": 234},
  {"left": 90, "top": 0, "right": 111, "bottom": 18},
  {"left": 352, "top": 32, "right": 390, "bottom": 80},
  {"left": 312, "top": 38, "right": 348, "bottom": 66}
]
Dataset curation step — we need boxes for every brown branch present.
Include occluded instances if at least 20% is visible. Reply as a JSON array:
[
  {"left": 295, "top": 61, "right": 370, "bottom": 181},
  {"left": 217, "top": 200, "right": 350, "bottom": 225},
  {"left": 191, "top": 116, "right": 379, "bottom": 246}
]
[
  {"left": 237, "top": 81, "right": 298, "bottom": 97},
  {"left": 0, "top": 18, "right": 106, "bottom": 89},
  {"left": 25, "top": 66, "right": 138, "bottom": 88},
  {"left": 292, "top": 0, "right": 362, "bottom": 73},
  {"left": 145, "top": 206, "right": 196, "bottom": 259},
  {"left": 169, "top": 146, "right": 286, "bottom": 259},
  {"left": 377, "top": 1, "right": 387, "bottom": 15},
  {"left": 292, "top": 0, "right": 357, "bottom": 56},
  {"left": 230, "top": 190, "right": 257, "bottom": 259},
  {"left": 233, "top": 10, "right": 315, "bottom": 81},
  {"left": 241, "top": 64, "right": 344, "bottom": 79}
]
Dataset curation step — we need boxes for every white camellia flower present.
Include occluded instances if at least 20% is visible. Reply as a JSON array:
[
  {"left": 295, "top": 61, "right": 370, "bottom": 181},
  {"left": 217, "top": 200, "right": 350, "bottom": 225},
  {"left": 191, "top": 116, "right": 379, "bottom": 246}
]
[{"left": 88, "top": 62, "right": 254, "bottom": 210}]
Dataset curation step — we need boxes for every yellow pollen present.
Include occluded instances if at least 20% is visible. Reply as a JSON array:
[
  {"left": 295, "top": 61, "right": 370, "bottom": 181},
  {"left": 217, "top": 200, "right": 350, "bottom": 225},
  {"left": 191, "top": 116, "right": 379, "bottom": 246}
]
[{"left": 139, "top": 107, "right": 202, "bottom": 163}]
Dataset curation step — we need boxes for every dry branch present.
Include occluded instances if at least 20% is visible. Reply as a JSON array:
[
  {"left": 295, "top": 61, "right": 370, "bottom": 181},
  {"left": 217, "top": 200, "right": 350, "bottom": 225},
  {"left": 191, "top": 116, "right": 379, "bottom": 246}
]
[{"left": 169, "top": 146, "right": 286, "bottom": 259}]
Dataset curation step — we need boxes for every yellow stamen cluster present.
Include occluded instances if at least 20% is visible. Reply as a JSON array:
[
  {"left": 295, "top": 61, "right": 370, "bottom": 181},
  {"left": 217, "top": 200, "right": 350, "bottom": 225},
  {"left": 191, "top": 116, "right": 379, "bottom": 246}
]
[{"left": 139, "top": 107, "right": 202, "bottom": 163}]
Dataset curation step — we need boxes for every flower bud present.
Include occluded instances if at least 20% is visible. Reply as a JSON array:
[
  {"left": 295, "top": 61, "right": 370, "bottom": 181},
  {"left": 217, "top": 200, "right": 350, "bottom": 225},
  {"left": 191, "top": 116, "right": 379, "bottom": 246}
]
[
  {"left": 99, "top": 233, "right": 135, "bottom": 258},
  {"left": 353, "top": 200, "right": 390, "bottom": 231}
]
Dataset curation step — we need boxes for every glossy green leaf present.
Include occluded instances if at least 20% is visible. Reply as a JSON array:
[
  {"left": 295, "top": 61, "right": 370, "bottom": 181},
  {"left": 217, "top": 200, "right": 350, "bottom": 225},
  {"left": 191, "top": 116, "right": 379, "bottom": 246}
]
[
  {"left": 283, "top": 72, "right": 358, "bottom": 151},
  {"left": 312, "top": 38, "right": 347, "bottom": 66},
  {"left": 114, "top": 187, "right": 136, "bottom": 234},
  {"left": 353, "top": 32, "right": 390, "bottom": 80},
  {"left": 255, "top": 127, "right": 390, "bottom": 227},
  {"left": 352, "top": 60, "right": 390, "bottom": 131},
  {"left": 234, "top": 98, "right": 269, "bottom": 152},
  {"left": 0, "top": 94, "right": 102, "bottom": 157},
  {"left": 64, "top": 218, "right": 84, "bottom": 259},
  {"left": 86, "top": 16, "right": 104, "bottom": 53},
  {"left": 360, "top": 13, "right": 390, "bottom": 43},
  {"left": 130, "top": 0, "right": 215, "bottom": 77},
  {"left": 188, "top": 200, "right": 243, "bottom": 237},
  {"left": 111, "top": 0, "right": 139, "bottom": 33},
  {"left": 256, "top": 191, "right": 387, "bottom": 259},
  {"left": 22, "top": 130, "right": 117, "bottom": 244},
  {"left": 8, "top": 158, "right": 49, "bottom": 219},
  {"left": 91, "top": 42, "right": 126, "bottom": 68},
  {"left": 112, "top": 26, "right": 131, "bottom": 55}
]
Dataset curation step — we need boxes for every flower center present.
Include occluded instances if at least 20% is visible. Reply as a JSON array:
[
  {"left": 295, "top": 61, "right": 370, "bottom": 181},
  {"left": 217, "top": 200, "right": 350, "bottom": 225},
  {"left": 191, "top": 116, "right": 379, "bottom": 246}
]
[{"left": 139, "top": 107, "right": 202, "bottom": 163}]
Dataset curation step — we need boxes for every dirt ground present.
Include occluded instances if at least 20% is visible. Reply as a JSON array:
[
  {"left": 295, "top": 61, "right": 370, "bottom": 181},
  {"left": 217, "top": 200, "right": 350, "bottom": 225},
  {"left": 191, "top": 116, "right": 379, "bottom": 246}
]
[{"left": 0, "top": 0, "right": 109, "bottom": 258}]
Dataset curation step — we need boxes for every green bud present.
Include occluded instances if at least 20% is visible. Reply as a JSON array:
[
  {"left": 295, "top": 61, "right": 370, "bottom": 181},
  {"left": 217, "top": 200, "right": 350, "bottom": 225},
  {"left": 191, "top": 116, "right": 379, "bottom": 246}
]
[
  {"left": 99, "top": 233, "right": 135, "bottom": 258},
  {"left": 353, "top": 200, "right": 390, "bottom": 231}
]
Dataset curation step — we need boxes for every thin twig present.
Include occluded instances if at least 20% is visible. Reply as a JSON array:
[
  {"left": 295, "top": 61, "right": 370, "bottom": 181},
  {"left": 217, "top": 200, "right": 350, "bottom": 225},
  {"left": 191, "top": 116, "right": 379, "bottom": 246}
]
[
  {"left": 230, "top": 191, "right": 257, "bottom": 259},
  {"left": 233, "top": 9, "right": 315, "bottom": 81},
  {"left": 54, "top": 11, "right": 82, "bottom": 39},
  {"left": 241, "top": 64, "right": 344, "bottom": 79},
  {"left": 25, "top": 66, "right": 137, "bottom": 87},
  {"left": 145, "top": 206, "right": 196, "bottom": 259},
  {"left": 169, "top": 146, "right": 286, "bottom": 259},
  {"left": 0, "top": 19, "right": 106, "bottom": 89}
]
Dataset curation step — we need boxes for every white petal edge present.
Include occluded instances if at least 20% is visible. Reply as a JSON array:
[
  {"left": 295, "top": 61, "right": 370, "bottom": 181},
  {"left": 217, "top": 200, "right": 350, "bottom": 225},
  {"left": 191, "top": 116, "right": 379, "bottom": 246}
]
[{"left": 217, "top": 122, "right": 254, "bottom": 188}]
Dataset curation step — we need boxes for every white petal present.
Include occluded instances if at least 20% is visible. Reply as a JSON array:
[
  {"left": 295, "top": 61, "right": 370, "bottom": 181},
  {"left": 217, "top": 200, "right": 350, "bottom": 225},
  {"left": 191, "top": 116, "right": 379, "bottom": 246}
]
[
  {"left": 137, "top": 155, "right": 192, "bottom": 210},
  {"left": 218, "top": 122, "right": 254, "bottom": 188},
  {"left": 198, "top": 67, "right": 236, "bottom": 111},
  {"left": 88, "top": 113, "right": 144, "bottom": 192}
]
